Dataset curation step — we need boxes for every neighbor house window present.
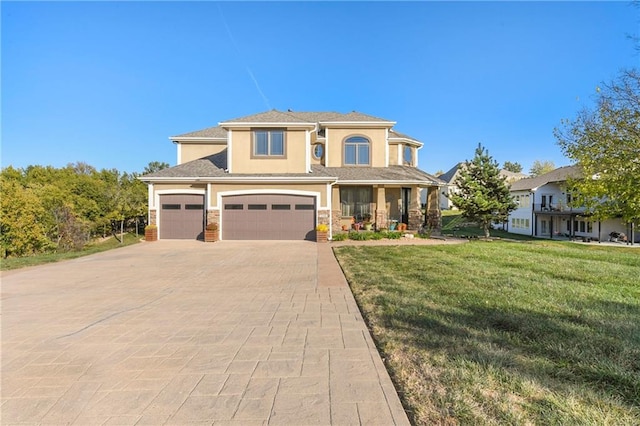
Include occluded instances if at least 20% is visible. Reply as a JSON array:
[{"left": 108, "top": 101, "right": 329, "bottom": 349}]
[
  {"left": 254, "top": 130, "right": 285, "bottom": 156},
  {"left": 344, "top": 136, "right": 370, "bottom": 165},
  {"left": 340, "top": 187, "right": 372, "bottom": 219}
]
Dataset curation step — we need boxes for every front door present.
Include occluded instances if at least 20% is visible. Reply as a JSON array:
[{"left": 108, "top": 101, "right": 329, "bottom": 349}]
[{"left": 401, "top": 187, "right": 411, "bottom": 225}]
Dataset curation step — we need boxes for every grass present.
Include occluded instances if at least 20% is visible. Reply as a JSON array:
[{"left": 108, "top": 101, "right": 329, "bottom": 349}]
[
  {"left": 1, "top": 233, "right": 142, "bottom": 271},
  {"left": 334, "top": 240, "right": 640, "bottom": 425},
  {"left": 441, "top": 211, "right": 535, "bottom": 241}
]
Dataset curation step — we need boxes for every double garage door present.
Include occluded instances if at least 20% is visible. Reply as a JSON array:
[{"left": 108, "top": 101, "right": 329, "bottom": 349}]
[
  {"left": 159, "top": 193, "right": 316, "bottom": 240},
  {"left": 222, "top": 194, "right": 316, "bottom": 240}
]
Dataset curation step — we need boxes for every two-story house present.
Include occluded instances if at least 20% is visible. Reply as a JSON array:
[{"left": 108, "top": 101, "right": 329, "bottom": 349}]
[
  {"left": 140, "top": 110, "right": 443, "bottom": 241},
  {"left": 507, "top": 165, "right": 636, "bottom": 242}
]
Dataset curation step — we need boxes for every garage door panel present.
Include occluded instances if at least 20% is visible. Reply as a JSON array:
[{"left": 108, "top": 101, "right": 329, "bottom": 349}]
[
  {"left": 222, "top": 194, "right": 315, "bottom": 240},
  {"left": 160, "top": 194, "right": 204, "bottom": 240}
]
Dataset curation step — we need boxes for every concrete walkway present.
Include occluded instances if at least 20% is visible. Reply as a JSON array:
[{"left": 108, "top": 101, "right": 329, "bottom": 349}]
[{"left": 1, "top": 241, "right": 409, "bottom": 425}]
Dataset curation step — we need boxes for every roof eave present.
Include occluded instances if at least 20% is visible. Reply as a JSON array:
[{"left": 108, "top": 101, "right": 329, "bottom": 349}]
[
  {"left": 140, "top": 176, "right": 336, "bottom": 183},
  {"left": 320, "top": 121, "right": 396, "bottom": 128},
  {"left": 388, "top": 137, "right": 424, "bottom": 148},
  {"left": 219, "top": 122, "right": 316, "bottom": 129},
  {"left": 336, "top": 179, "right": 440, "bottom": 186},
  {"left": 170, "top": 137, "right": 228, "bottom": 143}
]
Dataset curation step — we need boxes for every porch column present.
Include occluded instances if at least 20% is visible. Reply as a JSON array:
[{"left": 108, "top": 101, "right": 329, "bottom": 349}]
[
  {"left": 426, "top": 186, "right": 442, "bottom": 233},
  {"left": 331, "top": 185, "right": 342, "bottom": 234},
  {"left": 408, "top": 185, "right": 423, "bottom": 230},
  {"left": 374, "top": 186, "right": 387, "bottom": 230}
]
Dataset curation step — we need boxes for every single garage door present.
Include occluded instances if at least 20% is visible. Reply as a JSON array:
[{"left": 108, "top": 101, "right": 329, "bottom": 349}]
[
  {"left": 159, "top": 194, "right": 205, "bottom": 240},
  {"left": 222, "top": 194, "right": 315, "bottom": 240}
]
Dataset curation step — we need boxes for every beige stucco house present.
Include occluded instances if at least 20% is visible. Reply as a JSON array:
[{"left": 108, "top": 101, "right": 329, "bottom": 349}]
[{"left": 140, "top": 110, "right": 443, "bottom": 240}]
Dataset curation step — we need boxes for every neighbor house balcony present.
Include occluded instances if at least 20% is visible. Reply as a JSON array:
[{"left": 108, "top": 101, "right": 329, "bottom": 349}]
[{"left": 533, "top": 204, "right": 586, "bottom": 214}]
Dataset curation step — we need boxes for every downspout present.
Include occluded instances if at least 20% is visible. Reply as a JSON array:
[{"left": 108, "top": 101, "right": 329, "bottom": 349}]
[
  {"left": 306, "top": 122, "right": 318, "bottom": 173},
  {"left": 531, "top": 190, "right": 535, "bottom": 237}
]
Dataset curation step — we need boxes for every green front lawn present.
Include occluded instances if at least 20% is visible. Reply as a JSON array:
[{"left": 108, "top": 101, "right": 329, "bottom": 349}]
[
  {"left": 1, "top": 233, "right": 142, "bottom": 270},
  {"left": 334, "top": 241, "right": 640, "bottom": 425}
]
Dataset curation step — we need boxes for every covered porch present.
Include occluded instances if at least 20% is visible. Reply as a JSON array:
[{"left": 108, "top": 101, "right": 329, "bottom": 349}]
[{"left": 331, "top": 184, "right": 441, "bottom": 233}]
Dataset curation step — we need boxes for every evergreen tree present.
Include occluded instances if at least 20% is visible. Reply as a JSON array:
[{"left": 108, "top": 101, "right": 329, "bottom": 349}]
[
  {"left": 449, "top": 144, "right": 517, "bottom": 238},
  {"left": 502, "top": 161, "right": 523, "bottom": 173}
]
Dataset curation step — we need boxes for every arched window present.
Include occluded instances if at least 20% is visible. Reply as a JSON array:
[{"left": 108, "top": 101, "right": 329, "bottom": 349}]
[{"left": 344, "top": 136, "right": 370, "bottom": 165}]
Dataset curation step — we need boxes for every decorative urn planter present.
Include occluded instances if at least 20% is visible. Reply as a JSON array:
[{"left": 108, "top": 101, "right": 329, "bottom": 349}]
[
  {"left": 205, "top": 223, "right": 219, "bottom": 242},
  {"left": 145, "top": 225, "right": 158, "bottom": 242}
]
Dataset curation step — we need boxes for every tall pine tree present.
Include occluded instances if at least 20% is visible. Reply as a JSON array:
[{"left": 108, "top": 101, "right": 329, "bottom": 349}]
[{"left": 449, "top": 144, "right": 517, "bottom": 238}]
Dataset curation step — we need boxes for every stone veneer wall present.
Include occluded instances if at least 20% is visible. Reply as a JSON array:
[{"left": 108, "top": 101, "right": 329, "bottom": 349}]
[
  {"left": 317, "top": 209, "right": 330, "bottom": 227},
  {"left": 149, "top": 209, "right": 157, "bottom": 226},
  {"left": 331, "top": 210, "right": 342, "bottom": 234},
  {"left": 207, "top": 209, "right": 220, "bottom": 227},
  {"left": 408, "top": 209, "right": 423, "bottom": 230},
  {"left": 375, "top": 209, "right": 388, "bottom": 230},
  {"left": 426, "top": 210, "right": 442, "bottom": 233}
]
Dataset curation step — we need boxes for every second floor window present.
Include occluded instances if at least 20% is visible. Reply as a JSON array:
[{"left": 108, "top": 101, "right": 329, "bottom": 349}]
[
  {"left": 403, "top": 145, "right": 413, "bottom": 165},
  {"left": 254, "top": 130, "right": 285, "bottom": 157},
  {"left": 344, "top": 136, "right": 370, "bottom": 165}
]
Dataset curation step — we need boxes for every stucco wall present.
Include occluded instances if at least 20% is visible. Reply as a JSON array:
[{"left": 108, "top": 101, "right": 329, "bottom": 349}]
[
  {"left": 230, "top": 129, "right": 307, "bottom": 173},
  {"left": 180, "top": 143, "right": 226, "bottom": 164},
  {"left": 325, "top": 127, "right": 387, "bottom": 167},
  {"left": 209, "top": 182, "right": 329, "bottom": 208}
]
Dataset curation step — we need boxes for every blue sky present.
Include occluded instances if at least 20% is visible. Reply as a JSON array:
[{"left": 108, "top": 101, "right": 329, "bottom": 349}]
[{"left": 2, "top": 1, "right": 638, "bottom": 175}]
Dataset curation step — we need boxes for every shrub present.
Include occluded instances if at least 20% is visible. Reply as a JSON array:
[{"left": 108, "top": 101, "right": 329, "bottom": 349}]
[
  {"left": 349, "top": 231, "right": 375, "bottom": 241},
  {"left": 387, "top": 231, "right": 402, "bottom": 239},
  {"left": 331, "top": 232, "right": 348, "bottom": 241},
  {"left": 370, "top": 232, "right": 384, "bottom": 240}
]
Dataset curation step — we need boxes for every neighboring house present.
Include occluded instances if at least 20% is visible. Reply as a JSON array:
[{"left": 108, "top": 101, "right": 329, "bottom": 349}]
[
  {"left": 140, "top": 110, "right": 443, "bottom": 241},
  {"left": 507, "top": 165, "right": 638, "bottom": 242},
  {"left": 431, "top": 162, "right": 527, "bottom": 210}
]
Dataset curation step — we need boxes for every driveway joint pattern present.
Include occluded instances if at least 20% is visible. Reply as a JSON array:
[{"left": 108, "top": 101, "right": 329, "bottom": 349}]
[{"left": 2, "top": 241, "right": 409, "bottom": 425}]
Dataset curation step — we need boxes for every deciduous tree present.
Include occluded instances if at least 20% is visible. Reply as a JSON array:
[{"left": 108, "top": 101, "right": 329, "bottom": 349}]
[
  {"left": 448, "top": 144, "right": 517, "bottom": 238},
  {"left": 555, "top": 68, "right": 640, "bottom": 224},
  {"left": 529, "top": 160, "right": 555, "bottom": 177}
]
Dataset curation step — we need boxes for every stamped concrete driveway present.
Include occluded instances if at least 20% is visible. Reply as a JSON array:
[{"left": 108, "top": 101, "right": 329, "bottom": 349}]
[{"left": 1, "top": 241, "right": 409, "bottom": 425}]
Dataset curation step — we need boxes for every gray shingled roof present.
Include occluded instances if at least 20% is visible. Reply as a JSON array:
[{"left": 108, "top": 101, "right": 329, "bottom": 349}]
[
  {"left": 142, "top": 152, "right": 228, "bottom": 178},
  {"left": 172, "top": 126, "right": 227, "bottom": 139},
  {"left": 141, "top": 151, "right": 442, "bottom": 185},
  {"left": 510, "top": 165, "right": 581, "bottom": 191},
  {"left": 173, "top": 110, "right": 402, "bottom": 139},
  {"left": 221, "top": 109, "right": 394, "bottom": 124},
  {"left": 312, "top": 165, "right": 443, "bottom": 185},
  {"left": 437, "top": 163, "right": 462, "bottom": 184}
]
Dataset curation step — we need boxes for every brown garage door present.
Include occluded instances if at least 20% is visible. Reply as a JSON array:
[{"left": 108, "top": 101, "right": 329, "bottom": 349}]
[
  {"left": 159, "top": 194, "right": 205, "bottom": 240},
  {"left": 222, "top": 194, "right": 315, "bottom": 240}
]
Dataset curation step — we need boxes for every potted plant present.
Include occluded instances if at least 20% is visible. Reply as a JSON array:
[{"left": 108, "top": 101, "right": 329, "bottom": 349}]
[
  {"left": 205, "top": 223, "right": 219, "bottom": 242},
  {"left": 362, "top": 213, "right": 373, "bottom": 230},
  {"left": 316, "top": 223, "right": 329, "bottom": 243},
  {"left": 144, "top": 224, "right": 158, "bottom": 242},
  {"left": 398, "top": 223, "right": 407, "bottom": 232}
]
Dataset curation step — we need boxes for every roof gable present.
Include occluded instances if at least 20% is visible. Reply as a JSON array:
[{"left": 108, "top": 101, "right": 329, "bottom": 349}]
[{"left": 509, "top": 165, "right": 581, "bottom": 191}]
